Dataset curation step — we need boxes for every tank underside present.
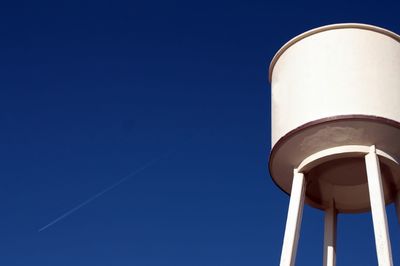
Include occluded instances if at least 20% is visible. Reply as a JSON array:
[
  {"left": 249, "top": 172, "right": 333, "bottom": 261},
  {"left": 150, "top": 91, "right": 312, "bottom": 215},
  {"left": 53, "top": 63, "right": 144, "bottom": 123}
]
[{"left": 269, "top": 115, "right": 400, "bottom": 213}]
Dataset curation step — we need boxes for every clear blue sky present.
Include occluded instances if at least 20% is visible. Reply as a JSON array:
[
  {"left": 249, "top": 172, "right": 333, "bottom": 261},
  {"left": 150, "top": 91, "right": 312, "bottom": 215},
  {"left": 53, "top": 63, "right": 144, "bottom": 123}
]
[{"left": 0, "top": 0, "right": 399, "bottom": 265}]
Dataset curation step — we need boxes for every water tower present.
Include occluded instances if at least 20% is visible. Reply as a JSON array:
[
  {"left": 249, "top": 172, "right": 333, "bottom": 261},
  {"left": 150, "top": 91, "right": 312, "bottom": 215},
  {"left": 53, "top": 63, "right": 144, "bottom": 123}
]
[{"left": 269, "top": 23, "right": 400, "bottom": 266}]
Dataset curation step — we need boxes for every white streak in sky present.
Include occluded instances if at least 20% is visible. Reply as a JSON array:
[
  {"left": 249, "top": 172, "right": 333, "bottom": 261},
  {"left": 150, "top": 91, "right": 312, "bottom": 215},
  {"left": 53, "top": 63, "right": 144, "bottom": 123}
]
[{"left": 38, "top": 150, "right": 174, "bottom": 232}]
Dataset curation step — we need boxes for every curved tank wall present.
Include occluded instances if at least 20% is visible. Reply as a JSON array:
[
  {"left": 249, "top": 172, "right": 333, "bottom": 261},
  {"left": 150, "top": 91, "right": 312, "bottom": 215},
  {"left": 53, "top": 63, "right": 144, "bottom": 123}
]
[{"left": 270, "top": 24, "right": 400, "bottom": 147}]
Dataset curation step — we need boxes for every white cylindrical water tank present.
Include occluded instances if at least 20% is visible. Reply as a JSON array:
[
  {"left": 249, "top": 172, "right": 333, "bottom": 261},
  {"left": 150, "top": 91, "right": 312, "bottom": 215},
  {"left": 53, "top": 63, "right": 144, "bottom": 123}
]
[{"left": 269, "top": 24, "right": 400, "bottom": 213}]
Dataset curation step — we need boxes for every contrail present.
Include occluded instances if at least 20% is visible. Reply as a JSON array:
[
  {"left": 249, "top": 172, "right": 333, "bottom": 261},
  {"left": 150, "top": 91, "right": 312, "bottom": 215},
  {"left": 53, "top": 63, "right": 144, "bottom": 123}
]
[{"left": 38, "top": 150, "right": 174, "bottom": 232}]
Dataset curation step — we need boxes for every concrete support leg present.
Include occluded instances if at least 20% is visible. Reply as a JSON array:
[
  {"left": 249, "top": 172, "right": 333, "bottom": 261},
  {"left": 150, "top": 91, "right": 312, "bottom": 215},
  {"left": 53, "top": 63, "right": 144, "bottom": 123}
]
[
  {"left": 280, "top": 169, "right": 305, "bottom": 266},
  {"left": 395, "top": 191, "right": 400, "bottom": 225},
  {"left": 323, "top": 203, "right": 337, "bottom": 266},
  {"left": 365, "top": 145, "right": 393, "bottom": 266}
]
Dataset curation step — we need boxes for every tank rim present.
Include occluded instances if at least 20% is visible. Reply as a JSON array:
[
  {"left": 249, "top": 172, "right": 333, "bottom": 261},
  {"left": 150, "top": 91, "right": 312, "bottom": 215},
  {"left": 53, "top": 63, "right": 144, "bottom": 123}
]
[{"left": 268, "top": 23, "right": 400, "bottom": 82}]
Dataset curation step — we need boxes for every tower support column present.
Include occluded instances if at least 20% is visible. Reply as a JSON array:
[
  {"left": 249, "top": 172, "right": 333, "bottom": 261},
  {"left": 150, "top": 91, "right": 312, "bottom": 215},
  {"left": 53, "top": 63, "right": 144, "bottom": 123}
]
[
  {"left": 365, "top": 145, "right": 393, "bottom": 266},
  {"left": 323, "top": 203, "right": 337, "bottom": 266},
  {"left": 280, "top": 169, "right": 305, "bottom": 266}
]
